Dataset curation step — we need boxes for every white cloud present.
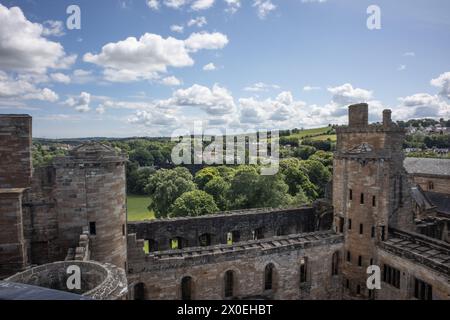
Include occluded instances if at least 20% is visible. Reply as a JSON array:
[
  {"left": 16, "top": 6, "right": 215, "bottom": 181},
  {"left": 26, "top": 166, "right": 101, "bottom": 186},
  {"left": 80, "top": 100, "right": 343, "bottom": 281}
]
[
  {"left": 203, "top": 62, "right": 217, "bottom": 71},
  {"left": 161, "top": 84, "right": 236, "bottom": 115},
  {"left": 301, "top": 0, "right": 327, "bottom": 3},
  {"left": 431, "top": 71, "right": 450, "bottom": 99},
  {"left": 328, "top": 83, "right": 373, "bottom": 105},
  {"left": 225, "top": 0, "right": 241, "bottom": 13},
  {"left": 191, "top": 0, "right": 215, "bottom": 11},
  {"left": 303, "top": 85, "right": 321, "bottom": 91},
  {"left": 161, "top": 76, "right": 182, "bottom": 86},
  {"left": 23, "top": 88, "right": 59, "bottom": 102},
  {"left": 146, "top": 0, "right": 160, "bottom": 10},
  {"left": 170, "top": 24, "right": 184, "bottom": 33},
  {"left": 72, "top": 69, "right": 95, "bottom": 84},
  {"left": 0, "top": 71, "right": 58, "bottom": 102},
  {"left": 50, "top": 73, "right": 71, "bottom": 84},
  {"left": 403, "top": 52, "right": 415, "bottom": 57},
  {"left": 65, "top": 92, "right": 91, "bottom": 113},
  {"left": 398, "top": 65, "right": 406, "bottom": 71},
  {"left": 187, "top": 16, "right": 207, "bottom": 27},
  {"left": 96, "top": 104, "right": 106, "bottom": 114},
  {"left": 185, "top": 32, "right": 229, "bottom": 52},
  {"left": 0, "top": 4, "right": 76, "bottom": 74},
  {"left": 84, "top": 32, "right": 228, "bottom": 82},
  {"left": 42, "top": 20, "right": 65, "bottom": 37},
  {"left": 164, "top": 0, "right": 187, "bottom": 9},
  {"left": 253, "top": 0, "right": 276, "bottom": 19},
  {"left": 243, "top": 82, "right": 280, "bottom": 92},
  {"left": 396, "top": 93, "right": 449, "bottom": 119}
]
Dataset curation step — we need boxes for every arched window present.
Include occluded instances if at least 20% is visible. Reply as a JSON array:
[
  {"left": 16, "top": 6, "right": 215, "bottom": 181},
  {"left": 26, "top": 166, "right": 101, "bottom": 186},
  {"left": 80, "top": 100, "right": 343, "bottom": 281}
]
[
  {"left": 224, "top": 270, "right": 234, "bottom": 298},
  {"left": 181, "top": 276, "right": 192, "bottom": 300},
  {"left": 264, "top": 264, "right": 274, "bottom": 290},
  {"left": 134, "top": 283, "right": 145, "bottom": 300},
  {"left": 332, "top": 251, "right": 339, "bottom": 276}
]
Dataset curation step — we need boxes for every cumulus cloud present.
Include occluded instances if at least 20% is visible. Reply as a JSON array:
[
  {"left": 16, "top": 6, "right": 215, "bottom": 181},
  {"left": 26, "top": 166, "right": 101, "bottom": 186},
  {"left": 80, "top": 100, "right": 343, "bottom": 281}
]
[
  {"left": 403, "top": 52, "right": 415, "bottom": 57},
  {"left": 328, "top": 83, "right": 373, "bottom": 105},
  {"left": 187, "top": 16, "right": 207, "bottom": 27},
  {"left": 431, "top": 71, "right": 450, "bottom": 99},
  {"left": 253, "top": 0, "right": 276, "bottom": 19},
  {"left": 159, "top": 84, "right": 236, "bottom": 115},
  {"left": 184, "top": 32, "right": 228, "bottom": 52},
  {"left": 0, "top": 71, "right": 58, "bottom": 102},
  {"left": 65, "top": 92, "right": 91, "bottom": 112},
  {"left": 83, "top": 32, "right": 228, "bottom": 82},
  {"left": 191, "top": 0, "right": 215, "bottom": 11},
  {"left": 146, "top": 0, "right": 160, "bottom": 10},
  {"left": 170, "top": 24, "right": 184, "bottom": 33},
  {"left": 161, "top": 76, "right": 182, "bottom": 86},
  {"left": 50, "top": 73, "right": 71, "bottom": 84},
  {"left": 398, "top": 65, "right": 406, "bottom": 71},
  {"left": 42, "top": 20, "right": 65, "bottom": 37},
  {"left": 244, "top": 82, "right": 280, "bottom": 92},
  {"left": 0, "top": 4, "right": 76, "bottom": 74},
  {"left": 225, "top": 0, "right": 241, "bottom": 14},
  {"left": 203, "top": 62, "right": 216, "bottom": 71},
  {"left": 164, "top": 0, "right": 187, "bottom": 9}
]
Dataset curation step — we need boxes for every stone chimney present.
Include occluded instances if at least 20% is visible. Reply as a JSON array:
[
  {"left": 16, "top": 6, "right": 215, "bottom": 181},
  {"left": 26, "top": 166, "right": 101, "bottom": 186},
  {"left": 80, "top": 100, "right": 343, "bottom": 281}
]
[
  {"left": 383, "top": 109, "right": 392, "bottom": 127},
  {"left": 348, "top": 103, "right": 368, "bottom": 128}
]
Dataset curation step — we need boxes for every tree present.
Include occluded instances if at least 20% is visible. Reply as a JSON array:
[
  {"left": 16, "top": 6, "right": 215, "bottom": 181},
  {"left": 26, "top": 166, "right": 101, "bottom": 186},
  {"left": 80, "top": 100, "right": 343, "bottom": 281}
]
[
  {"left": 279, "top": 158, "right": 318, "bottom": 199},
  {"left": 228, "top": 166, "right": 260, "bottom": 209},
  {"left": 145, "top": 167, "right": 196, "bottom": 218},
  {"left": 300, "top": 160, "right": 331, "bottom": 197},
  {"left": 254, "top": 174, "right": 292, "bottom": 208},
  {"left": 170, "top": 190, "right": 219, "bottom": 217},
  {"left": 130, "top": 148, "right": 154, "bottom": 166},
  {"left": 293, "top": 145, "right": 317, "bottom": 159},
  {"left": 309, "top": 150, "right": 334, "bottom": 169},
  {"left": 194, "top": 167, "right": 220, "bottom": 189},
  {"left": 204, "top": 176, "right": 230, "bottom": 210}
]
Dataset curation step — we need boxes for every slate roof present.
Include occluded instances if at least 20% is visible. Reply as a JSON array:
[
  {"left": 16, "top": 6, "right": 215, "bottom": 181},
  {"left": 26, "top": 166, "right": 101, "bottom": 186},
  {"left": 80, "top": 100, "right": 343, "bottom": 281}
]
[
  {"left": 411, "top": 186, "right": 435, "bottom": 210},
  {"left": 404, "top": 158, "right": 450, "bottom": 176},
  {"left": 424, "top": 191, "right": 450, "bottom": 215}
]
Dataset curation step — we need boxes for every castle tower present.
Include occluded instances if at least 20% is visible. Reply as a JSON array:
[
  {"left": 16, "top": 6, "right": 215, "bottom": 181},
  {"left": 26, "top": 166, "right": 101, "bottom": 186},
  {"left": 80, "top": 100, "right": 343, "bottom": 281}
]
[
  {"left": 52, "top": 142, "right": 128, "bottom": 269},
  {"left": 333, "top": 104, "right": 412, "bottom": 299},
  {"left": 0, "top": 115, "right": 32, "bottom": 278}
]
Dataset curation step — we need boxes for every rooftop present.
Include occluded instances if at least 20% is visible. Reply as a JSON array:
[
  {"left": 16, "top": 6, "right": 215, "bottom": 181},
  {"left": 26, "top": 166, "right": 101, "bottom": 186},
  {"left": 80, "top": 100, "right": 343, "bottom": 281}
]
[{"left": 404, "top": 158, "right": 450, "bottom": 177}]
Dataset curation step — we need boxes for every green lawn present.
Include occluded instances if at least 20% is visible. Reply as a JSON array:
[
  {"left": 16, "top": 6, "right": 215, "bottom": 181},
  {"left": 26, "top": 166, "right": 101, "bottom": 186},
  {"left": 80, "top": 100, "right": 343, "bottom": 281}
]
[
  {"left": 290, "top": 127, "right": 331, "bottom": 139},
  {"left": 127, "top": 194, "right": 155, "bottom": 221}
]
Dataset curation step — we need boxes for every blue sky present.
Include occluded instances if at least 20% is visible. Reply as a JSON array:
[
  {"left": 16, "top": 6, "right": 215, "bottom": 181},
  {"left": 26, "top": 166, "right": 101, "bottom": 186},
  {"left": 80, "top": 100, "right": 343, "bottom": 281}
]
[{"left": 0, "top": 0, "right": 449, "bottom": 138}]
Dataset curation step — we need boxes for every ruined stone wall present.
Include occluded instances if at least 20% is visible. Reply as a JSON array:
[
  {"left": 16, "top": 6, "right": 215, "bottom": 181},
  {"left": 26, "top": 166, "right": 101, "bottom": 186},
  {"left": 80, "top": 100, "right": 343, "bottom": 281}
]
[
  {"left": 0, "top": 190, "right": 27, "bottom": 279},
  {"left": 22, "top": 166, "right": 60, "bottom": 264},
  {"left": 127, "top": 232, "right": 344, "bottom": 300},
  {"left": 128, "top": 207, "right": 329, "bottom": 251},
  {"left": 377, "top": 249, "right": 450, "bottom": 300}
]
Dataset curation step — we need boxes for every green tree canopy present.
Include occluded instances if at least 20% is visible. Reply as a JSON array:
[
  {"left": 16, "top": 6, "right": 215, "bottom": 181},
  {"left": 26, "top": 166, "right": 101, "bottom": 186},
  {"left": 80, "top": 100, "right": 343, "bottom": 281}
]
[
  {"left": 170, "top": 190, "right": 219, "bottom": 217},
  {"left": 204, "top": 176, "right": 230, "bottom": 211},
  {"left": 145, "top": 167, "right": 196, "bottom": 218},
  {"left": 194, "top": 167, "right": 220, "bottom": 189}
]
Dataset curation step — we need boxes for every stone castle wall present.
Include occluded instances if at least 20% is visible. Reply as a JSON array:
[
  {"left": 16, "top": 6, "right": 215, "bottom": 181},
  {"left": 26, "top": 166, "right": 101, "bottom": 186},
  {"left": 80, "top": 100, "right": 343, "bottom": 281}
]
[{"left": 127, "top": 231, "right": 344, "bottom": 300}]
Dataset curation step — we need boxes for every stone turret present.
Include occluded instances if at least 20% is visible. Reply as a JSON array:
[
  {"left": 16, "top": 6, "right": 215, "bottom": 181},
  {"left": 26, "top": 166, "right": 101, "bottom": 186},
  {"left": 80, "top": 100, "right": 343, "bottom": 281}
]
[{"left": 52, "top": 142, "right": 128, "bottom": 270}]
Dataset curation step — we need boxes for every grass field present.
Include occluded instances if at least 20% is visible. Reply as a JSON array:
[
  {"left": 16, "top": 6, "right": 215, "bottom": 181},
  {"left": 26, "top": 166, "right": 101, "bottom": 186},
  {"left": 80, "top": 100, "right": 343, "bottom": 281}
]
[
  {"left": 310, "top": 134, "right": 337, "bottom": 142},
  {"left": 127, "top": 194, "right": 155, "bottom": 221},
  {"left": 290, "top": 127, "right": 331, "bottom": 139}
]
